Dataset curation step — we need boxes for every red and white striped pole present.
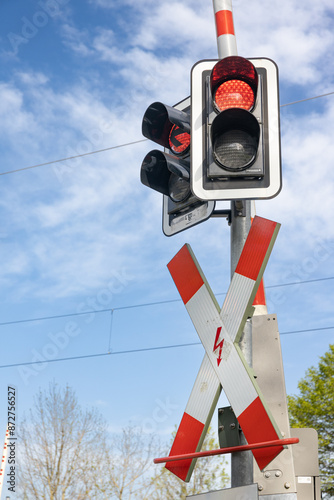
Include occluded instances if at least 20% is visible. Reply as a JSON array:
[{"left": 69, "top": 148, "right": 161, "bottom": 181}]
[
  {"left": 252, "top": 203, "right": 268, "bottom": 315},
  {"left": 213, "top": 0, "right": 237, "bottom": 58}
]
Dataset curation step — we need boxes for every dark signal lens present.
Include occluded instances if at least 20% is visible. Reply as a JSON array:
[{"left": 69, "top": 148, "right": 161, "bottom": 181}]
[
  {"left": 215, "top": 80, "right": 255, "bottom": 111},
  {"left": 168, "top": 173, "right": 191, "bottom": 202},
  {"left": 213, "top": 130, "right": 258, "bottom": 170},
  {"left": 211, "top": 108, "right": 260, "bottom": 171},
  {"left": 168, "top": 125, "right": 190, "bottom": 155}
]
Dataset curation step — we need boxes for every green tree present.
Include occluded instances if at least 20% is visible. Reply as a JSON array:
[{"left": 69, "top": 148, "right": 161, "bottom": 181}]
[
  {"left": 288, "top": 344, "right": 334, "bottom": 498},
  {"left": 151, "top": 426, "right": 229, "bottom": 499}
]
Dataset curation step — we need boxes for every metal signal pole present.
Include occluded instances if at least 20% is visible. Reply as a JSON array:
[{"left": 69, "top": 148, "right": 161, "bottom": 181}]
[{"left": 212, "top": 0, "right": 254, "bottom": 488}]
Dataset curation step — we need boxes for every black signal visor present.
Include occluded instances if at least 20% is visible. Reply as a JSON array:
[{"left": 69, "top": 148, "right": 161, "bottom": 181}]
[
  {"left": 142, "top": 102, "right": 190, "bottom": 153},
  {"left": 140, "top": 149, "right": 190, "bottom": 196}
]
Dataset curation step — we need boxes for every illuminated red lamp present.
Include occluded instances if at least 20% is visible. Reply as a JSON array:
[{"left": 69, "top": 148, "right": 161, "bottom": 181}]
[
  {"left": 210, "top": 56, "right": 258, "bottom": 112},
  {"left": 169, "top": 125, "right": 190, "bottom": 155}
]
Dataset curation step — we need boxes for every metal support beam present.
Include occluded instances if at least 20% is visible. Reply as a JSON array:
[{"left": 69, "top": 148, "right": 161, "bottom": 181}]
[{"left": 230, "top": 200, "right": 253, "bottom": 488}]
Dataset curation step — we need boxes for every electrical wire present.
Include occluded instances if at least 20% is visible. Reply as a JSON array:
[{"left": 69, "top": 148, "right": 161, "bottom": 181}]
[
  {"left": 0, "top": 91, "right": 332, "bottom": 177},
  {"left": 0, "top": 325, "right": 333, "bottom": 370},
  {"left": 0, "top": 276, "right": 333, "bottom": 369},
  {"left": 0, "top": 275, "right": 333, "bottom": 328},
  {"left": 0, "top": 342, "right": 201, "bottom": 369},
  {"left": 280, "top": 91, "right": 334, "bottom": 107},
  {"left": 0, "top": 139, "right": 148, "bottom": 177}
]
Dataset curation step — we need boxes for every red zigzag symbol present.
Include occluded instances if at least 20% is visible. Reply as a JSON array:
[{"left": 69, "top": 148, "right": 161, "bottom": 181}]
[{"left": 213, "top": 326, "right": 224, "bottom": 367}]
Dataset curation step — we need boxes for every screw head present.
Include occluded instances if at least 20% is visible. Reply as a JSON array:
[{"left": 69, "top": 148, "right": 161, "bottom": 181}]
[{"left": 284, "top": 482, "right": 291, "bottom": 489}]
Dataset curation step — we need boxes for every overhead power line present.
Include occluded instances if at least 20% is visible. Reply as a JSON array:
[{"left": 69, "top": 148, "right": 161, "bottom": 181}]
[
  {"left": 0, "top": 275, "right": 333, "bottom": 328},
  {"left": 280, "top": 91, "right": 334, "bottom": 107},
  {"left": 0, "top": 325, "right": 333, "bottom": 370},
  {"left": 0, "top": 275, "right": 333, "bottom": 370},
  {"left": 0, "top": 91, "right": 333, "bottom": 178},
  {"left": 0, "top": 139, "right": 148, "bottom": 177}
]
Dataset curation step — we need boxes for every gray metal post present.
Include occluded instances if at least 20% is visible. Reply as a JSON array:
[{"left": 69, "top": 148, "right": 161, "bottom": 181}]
[
  {"left": 212, "top": 0, "right": 254, "bottom": 488},
  {"left": 230, "top": 200, "right": 253, "bottom": 487}
]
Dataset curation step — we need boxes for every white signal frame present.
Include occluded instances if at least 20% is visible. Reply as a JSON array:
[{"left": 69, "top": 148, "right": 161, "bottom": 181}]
[{"left": 191, "top": 58, "right": 281, "bottom": 201}]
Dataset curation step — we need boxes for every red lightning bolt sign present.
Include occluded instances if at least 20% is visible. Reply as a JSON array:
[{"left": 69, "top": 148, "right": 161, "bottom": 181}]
[{"left": 213, "top": 327, "right": 224, "bottom": 367}]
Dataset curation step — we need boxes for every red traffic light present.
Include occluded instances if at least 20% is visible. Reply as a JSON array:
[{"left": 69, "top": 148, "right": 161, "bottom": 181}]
[
  {"left": 169, "top": 125, "right": 190, "bottom": 155},
  {"left": 210, "top": 56, "right": 258, "bottom": 112},
  {"left": 142, "top": 102, "right": 190, "bottom": 155}
]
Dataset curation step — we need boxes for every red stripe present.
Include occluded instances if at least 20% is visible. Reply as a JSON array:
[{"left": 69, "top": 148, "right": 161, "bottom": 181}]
[
  {"left": 235, "top": 216, "right": 278, "bottom": 281},
  {"left": 167, "top": 244, "right": 204, "bottom": 304},
  {"left": 215, "top": 10, "right": 235, "bottom": 37},
  {"left": 253, "top": 279, "right": 266, "bottom": 306},
  {"left": 165, "top": 412, "right": 205, "bottom": 481},
  {"left": 238, "top": 396, "right": 283, "bottom": 470}
]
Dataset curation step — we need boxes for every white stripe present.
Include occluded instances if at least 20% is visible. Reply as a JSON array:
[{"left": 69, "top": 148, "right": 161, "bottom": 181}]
[
  {"left": 253, "top": 304, "right": 268, "bottom": 316},
  {"left": 220, "top": 273, "right": 254, "bottom": 342},
  {"left": 186, "top": 354, "right": 221, "bottom": 423},
  {"left": 213, "top": 0, "right": 233, "bottom": 14},
  {"left": 217, "top": 35, "right": 237, "bottom": 58},
  {"left": 186, "top": 285, "right": 258, "bottom": 416}
]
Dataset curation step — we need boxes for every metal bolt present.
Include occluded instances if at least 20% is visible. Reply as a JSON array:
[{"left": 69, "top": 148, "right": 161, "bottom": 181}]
[
  {"left": 275, "top": 471, "right": 282, "bottom": 478},
  {"left": 258, "top": 484, "right": 263, "bottom": 491},
  {"left": 284, "top": 482, "right": 291, "bottom": 489},
  {"left": 230, "top": 423, "right": 236, "bottom": 430},
  {"left": 218, "top": 408, "right": 224, "bottom": 414},
  {"left": 264, "top": 471, "right": 271, "bottom": 478},
  {"left": 218, "top": 425, "right": 224, "bottom": 431}
]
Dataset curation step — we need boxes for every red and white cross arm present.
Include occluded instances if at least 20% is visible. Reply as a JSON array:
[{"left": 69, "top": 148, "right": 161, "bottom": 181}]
[
  {"left": 165, "top": 216, "right": 283, "bottom": 482},
  {"left": 213, "top": 0, "right": 237, "bottom": 58}
]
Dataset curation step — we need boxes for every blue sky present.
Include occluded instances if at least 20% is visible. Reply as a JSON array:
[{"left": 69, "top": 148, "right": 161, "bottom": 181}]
[{"left": 0, "top": 0, "right": 334, "bottom": 495}]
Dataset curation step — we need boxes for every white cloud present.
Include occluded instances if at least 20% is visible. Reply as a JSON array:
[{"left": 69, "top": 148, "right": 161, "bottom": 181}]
[
  {"left": 0, "top": 83, "right": 36, "bottom": 136},
  {"left": 0, "top": 0, "right": 333, "bottom": 304},
  {"left": 61, "top": 24, "right": 96, "bottom": 56},
  {"left": 235, "top": 0, "right": 334, "bottom": 87}
]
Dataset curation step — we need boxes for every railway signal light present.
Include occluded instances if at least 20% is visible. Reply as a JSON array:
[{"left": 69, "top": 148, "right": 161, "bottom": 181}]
[
  {"left": 140, "top": 98, "right": 215, "bottom": 236},
  {"left": 191, "top": 56, "right": 282, "bottom": 201}
]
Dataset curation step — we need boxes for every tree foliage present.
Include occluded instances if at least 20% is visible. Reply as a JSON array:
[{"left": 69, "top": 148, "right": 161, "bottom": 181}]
[
  {"left": 151, "top": 426, "right": 229, "bottom": 499},
  {"left": 288, "top": 344, "right": 334, "bottom": 498}
]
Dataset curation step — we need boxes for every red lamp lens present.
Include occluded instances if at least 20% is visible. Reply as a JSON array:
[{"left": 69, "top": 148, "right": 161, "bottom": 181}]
[
  {"left": 210, "top": 56, "right": 258, "bottom": 113},
  {"left": 168, "top": 125, "right": 190, "bottom": 155},
  {"left": 215, "top": 80, "right": 255, "bottom": 111}
]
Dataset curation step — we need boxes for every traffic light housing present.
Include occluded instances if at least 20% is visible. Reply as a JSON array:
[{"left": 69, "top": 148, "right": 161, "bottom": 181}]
[
  {"left": 191, "top": 56, "right": 282, "bottom": 201},
  {"left": 140, "top": 97, "right": 215, "bottom": 236}
]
